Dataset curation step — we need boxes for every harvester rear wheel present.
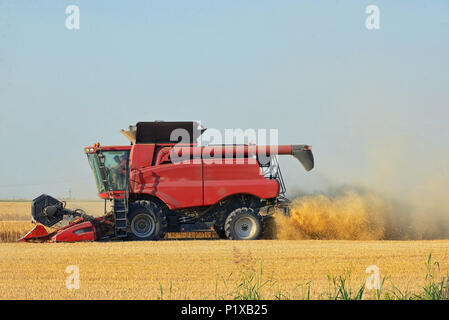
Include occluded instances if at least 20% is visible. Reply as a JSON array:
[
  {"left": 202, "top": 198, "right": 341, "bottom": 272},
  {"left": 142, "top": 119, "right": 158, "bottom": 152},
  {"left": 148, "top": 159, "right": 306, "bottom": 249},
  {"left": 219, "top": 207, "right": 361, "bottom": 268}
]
[
  {"left": 127, "top": 201, "right": 167, "bottom": 241},
  {"left": 224, "top": 207, "right": 264, "bottom": 240}
]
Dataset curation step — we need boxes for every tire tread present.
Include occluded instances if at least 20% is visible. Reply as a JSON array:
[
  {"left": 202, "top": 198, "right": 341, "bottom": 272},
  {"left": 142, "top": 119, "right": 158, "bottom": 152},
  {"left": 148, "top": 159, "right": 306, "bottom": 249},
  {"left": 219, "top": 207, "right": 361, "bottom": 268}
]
[
  {"left": 224, "top": 207, "right": 264, "bottom": 240},
  {"left": 127, "top": 200, "right": 167, "bottom": 241}
]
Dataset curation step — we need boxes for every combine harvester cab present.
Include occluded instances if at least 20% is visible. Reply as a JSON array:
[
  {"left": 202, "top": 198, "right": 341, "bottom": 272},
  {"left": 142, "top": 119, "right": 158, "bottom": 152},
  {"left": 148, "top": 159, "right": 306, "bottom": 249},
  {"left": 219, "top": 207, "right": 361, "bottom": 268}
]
[{"left": 20, "top": 121, "right": 314, "bottom": 242}]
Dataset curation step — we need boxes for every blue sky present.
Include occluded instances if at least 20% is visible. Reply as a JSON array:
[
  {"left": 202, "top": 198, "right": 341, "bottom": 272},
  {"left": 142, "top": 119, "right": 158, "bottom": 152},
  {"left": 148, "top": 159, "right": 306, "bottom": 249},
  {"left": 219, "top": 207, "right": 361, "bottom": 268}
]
[{"left": 0, "top": 1, "right": 448, "bottom": 199}]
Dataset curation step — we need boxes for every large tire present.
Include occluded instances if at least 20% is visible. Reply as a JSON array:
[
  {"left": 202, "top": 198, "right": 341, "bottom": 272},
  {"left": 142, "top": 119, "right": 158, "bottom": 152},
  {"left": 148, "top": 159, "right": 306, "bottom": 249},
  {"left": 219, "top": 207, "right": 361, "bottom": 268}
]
[
  {"left": 224, "top": 207, "right": 264, "bottom": 240},
  {"left": 126, "top": 201, "right": 167, "bottom": 241}
]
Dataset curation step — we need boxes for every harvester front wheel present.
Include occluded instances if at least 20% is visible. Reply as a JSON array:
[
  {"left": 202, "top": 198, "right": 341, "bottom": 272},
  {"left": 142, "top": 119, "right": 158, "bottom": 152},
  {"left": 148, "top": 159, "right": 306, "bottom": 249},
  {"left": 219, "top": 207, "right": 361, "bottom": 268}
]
[
  {"left": 224, "top": 207, "right": 263, "bottom": 240},
  {"left": 127, "top": 201, "right": 167, "bottom": 241}
]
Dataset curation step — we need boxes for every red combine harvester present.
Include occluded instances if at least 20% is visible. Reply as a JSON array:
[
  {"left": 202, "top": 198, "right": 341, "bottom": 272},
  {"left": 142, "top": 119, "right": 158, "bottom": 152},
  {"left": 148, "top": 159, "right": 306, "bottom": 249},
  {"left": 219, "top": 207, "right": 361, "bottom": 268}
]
[{"left": 19, "top": 121, "right": 314, "bottom": 242}]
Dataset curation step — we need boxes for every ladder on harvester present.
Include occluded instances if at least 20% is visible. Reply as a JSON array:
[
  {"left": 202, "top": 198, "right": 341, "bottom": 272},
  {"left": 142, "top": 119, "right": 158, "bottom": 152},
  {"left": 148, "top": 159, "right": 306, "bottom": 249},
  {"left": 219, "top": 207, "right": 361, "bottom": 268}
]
[
  {"left": 97, "top": 150, "right": 129, "bottom": 238},
  {"left": 114, "top": 154, "right": 130, "bottom": 238},
  {"left": 114, "top": 198, "right": 128, "bottom": 238}
]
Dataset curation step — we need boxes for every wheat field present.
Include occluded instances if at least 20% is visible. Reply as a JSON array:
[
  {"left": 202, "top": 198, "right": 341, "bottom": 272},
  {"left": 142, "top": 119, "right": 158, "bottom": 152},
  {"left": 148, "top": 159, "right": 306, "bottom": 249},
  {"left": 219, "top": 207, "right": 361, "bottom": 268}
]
[
  {"left": 1, "top": 201, "right": 449, "bottom": 300},
  {"left": 1, "top": 240, "right": 449, "bottom": 299}
]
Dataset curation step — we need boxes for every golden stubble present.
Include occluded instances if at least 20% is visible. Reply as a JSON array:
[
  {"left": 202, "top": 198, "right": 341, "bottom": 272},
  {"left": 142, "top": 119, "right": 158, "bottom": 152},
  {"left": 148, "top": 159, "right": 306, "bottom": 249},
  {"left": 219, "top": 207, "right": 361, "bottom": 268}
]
[{"left": 1, "top": 240, "right": 449, "bottom": 299}]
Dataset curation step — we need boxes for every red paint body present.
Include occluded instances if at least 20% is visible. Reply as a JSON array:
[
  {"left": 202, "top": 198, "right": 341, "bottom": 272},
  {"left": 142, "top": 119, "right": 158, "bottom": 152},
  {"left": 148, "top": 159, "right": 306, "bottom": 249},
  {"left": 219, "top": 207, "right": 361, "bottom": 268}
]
[
  {"left": 87, "top": 143, "right": 293, "bottom": 208},
  {"left": 18, "top": 220, "right": 96, "bottom": 242},
  {"left": 18, "top": 224, "right": 50, "bottom": 242},
  {"left": 51, "top": 221, "right": 96, "bottom": 242}
]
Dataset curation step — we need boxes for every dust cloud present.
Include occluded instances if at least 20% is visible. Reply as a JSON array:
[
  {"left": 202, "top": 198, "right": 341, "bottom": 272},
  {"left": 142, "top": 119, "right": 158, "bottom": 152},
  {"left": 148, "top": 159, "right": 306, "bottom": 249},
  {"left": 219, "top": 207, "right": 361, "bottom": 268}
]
[
  {"left": 266, "top": 186, "right": 449, "bottom": 240},
  {"left": 267, "top": 136, "right": 449, "bottom": 240}
]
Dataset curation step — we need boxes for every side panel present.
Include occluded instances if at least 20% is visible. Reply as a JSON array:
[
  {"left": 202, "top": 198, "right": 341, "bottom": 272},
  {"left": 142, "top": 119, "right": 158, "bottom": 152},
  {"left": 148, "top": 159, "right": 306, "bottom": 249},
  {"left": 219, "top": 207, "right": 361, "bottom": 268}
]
[
  {"left": 129, "top": 144, "right": 155, "bottom": 170},
  {"left": 129, "top": 144, "right": 155, "bottom": 196},
  {"left": 203, "top": 159, "right": 279, "bottom": 206},
  {"left": 131, "top": 160, "right": 203, "bottom": 209},
  {"left": 51, "top": 222, "right": 96, "bottom": 242}
]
